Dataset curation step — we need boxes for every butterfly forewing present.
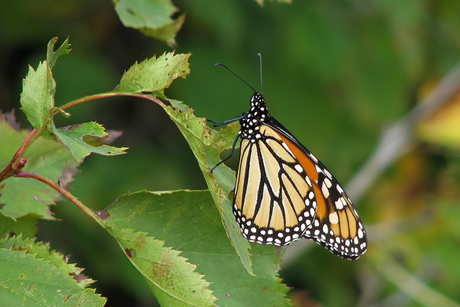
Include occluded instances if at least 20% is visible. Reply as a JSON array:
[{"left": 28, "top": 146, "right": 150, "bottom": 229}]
[{"left": 233, "top": 126, "right": 317, "bottom": 246}]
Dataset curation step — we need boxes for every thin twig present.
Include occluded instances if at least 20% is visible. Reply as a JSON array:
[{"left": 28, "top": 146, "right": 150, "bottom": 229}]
[
  {"left": 58, "top": 92, "right": 167, "bottom": 112},
  {"left": 14, "top": 171, "right": 106, "bottom": 228}
]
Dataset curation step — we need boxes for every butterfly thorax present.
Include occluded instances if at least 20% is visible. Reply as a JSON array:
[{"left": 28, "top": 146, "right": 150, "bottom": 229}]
[{"left": 239, "top": 93, "right": 270, "bottom": 141}]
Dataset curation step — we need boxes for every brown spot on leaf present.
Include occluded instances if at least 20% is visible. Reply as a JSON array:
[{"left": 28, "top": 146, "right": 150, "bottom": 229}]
[
  {"left": 60, "top": 124, "right": 83, "bottom": 131},
  {"left": 125, "top": 248, "right": 136, "bottom": 258},
  {"left": 63, "top": 254, "right": 71, "bottom": 263},
  {"left": 57, "top": 165, "right": 80, "bottom": 190},
  {"left": 47, "top": 207, "right": 56, "bottom": 216},
  {"left": 104, "top": 130, "right": 123, "bottom": 145},
  {"left": 94, "top": 209, "right": 110, "bottom": 220},
  {"left": 70, "top": 272, "right": 89, "bottom": 283}
]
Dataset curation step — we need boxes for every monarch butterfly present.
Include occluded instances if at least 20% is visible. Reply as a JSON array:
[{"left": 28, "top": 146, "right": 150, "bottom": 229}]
[{"left": 211, "top": 56, "right": 367, "bottom": 260}]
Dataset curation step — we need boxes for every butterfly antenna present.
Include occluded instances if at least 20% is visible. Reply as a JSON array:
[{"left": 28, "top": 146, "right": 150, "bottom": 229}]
[
  {"left": 215, "top": 63, "right": 257, "bottom": 93},
  {"left": 257, "top": 53, "right": 263, "bottom": 94}
]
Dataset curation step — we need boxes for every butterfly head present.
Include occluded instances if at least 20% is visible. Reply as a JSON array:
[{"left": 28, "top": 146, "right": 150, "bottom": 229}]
[{"left": 239, "top": 92, "right": 270, "bottom": 140}]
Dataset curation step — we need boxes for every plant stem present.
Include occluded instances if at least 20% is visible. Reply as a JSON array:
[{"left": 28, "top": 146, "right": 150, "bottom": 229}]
[
  {"left": 11, "top": 129, "right": 37, "bottom": 168},
  {"left": 14, "top": 170, "right": 107, "bottom": 229},
  {"left": 0, "top": 129, "right": 37, "bottom": 182},
  {"left": 58, "top": 92, "right": 166, "bottom": 112}
]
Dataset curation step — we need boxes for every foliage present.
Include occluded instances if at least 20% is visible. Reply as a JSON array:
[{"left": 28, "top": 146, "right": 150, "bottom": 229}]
[
  {"left": 0, "top": 36, "right": 288, "bottom": 306},
  {"left": 0, "top": 236, "right": 105, "bottom": 306},
  {"left": 1, "top": 0, "right": 460, "bottom": 306}
]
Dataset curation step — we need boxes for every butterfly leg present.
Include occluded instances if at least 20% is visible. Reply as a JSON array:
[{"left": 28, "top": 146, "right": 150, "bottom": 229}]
[
  {"left": 206, "top": 115, "right": 245, "bottom": 127},
  {"left": 210, "top": 135, "right": 240, "bottom": 173}
]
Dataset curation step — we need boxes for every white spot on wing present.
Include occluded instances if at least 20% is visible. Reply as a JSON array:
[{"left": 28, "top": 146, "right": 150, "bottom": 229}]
[
  {"left": 281, "top": 142, "right": 295, "bottom": 157},
  {"left": 324, "top": 169, "right": 332, "bottom": 179},
  {"left": 309, "top": 153, "right": 318, "bottom": 163},
  {"left": 336, "top": 184, "right": 344, "bottom": 194},
  {"left": 315, "top": 165, "right": 322, "bottom": 173},
  {"left": 329, "top": 212, "right": 339, "bottom": 224},
  {"left": 335, "top": 199, "right": 344, "bottom": 210},
  {"left": 321, "top": 182, "right": 330, "bottom": 198},
  {"left": 358, "top": 228, "right": 364, "bottom": 239},
  {"left": 295, "top": 164, "right": 303, "bottom": 173}
]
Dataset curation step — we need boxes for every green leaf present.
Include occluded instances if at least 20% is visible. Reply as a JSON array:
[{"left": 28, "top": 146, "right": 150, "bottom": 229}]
[
  {"left": 163, "top": 100, "right": 255, "bottom": 275},
  {"left": 20, "top": 61, "right": 54, "bottom": 130},
  {"left": 104, "top": 190, "right": 290, "bottom": 306},
  {"left": 114, "top": 51, "right": 190, "bottom": 98},
  {"left": 140, "top": 13, "right": 186, "bottom": 47},
  {"left": 50, "top": 122, "right": 128, "bottom": 163},
  {"left": 114, "top": 0, "right": 185, "bottom": 46},
  {"left": 47, "top": 37, "right": 72, "bottom": 70},
  {"left": 0, "top": 117, "right": 78, "bottom": 219},
  {"left": 0, "top": 214, "right": 38, "bottom": 238},
  {"left": 19, "top": 37, "right": 70, "bottom": 131},
  {"left": 0, "top": 236, "right": 105, "bottom": 306},
  {"left": 0, "top": 236, "right": 85, "bottom": 279},
  {"left": 106, "top": 227, "right": 216, "bottom": 306},
  {"left": 20, "top": 37, "right": 72, "bottom": 134}
]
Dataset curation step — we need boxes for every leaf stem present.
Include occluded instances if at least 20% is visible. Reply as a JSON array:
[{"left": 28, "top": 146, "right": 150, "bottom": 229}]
[
  {"left": 14, "top": 170, "right": 106, "bottom": 228},
  {"left": 58, "top": 92, "right": 167, "bottom": 112}
]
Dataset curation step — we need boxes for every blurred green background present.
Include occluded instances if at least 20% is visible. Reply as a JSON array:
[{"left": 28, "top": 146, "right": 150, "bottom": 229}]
[{"left": 2, "top": 0, "right": 460, "bottom": 306}]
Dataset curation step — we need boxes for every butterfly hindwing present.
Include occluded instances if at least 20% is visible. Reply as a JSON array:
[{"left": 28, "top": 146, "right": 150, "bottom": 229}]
[
  {"left": 304, "top": 161, "right": 367, "bottom": 259},
  {"left": 268, "top": 119, "right": 367, "bottom": 259}
]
